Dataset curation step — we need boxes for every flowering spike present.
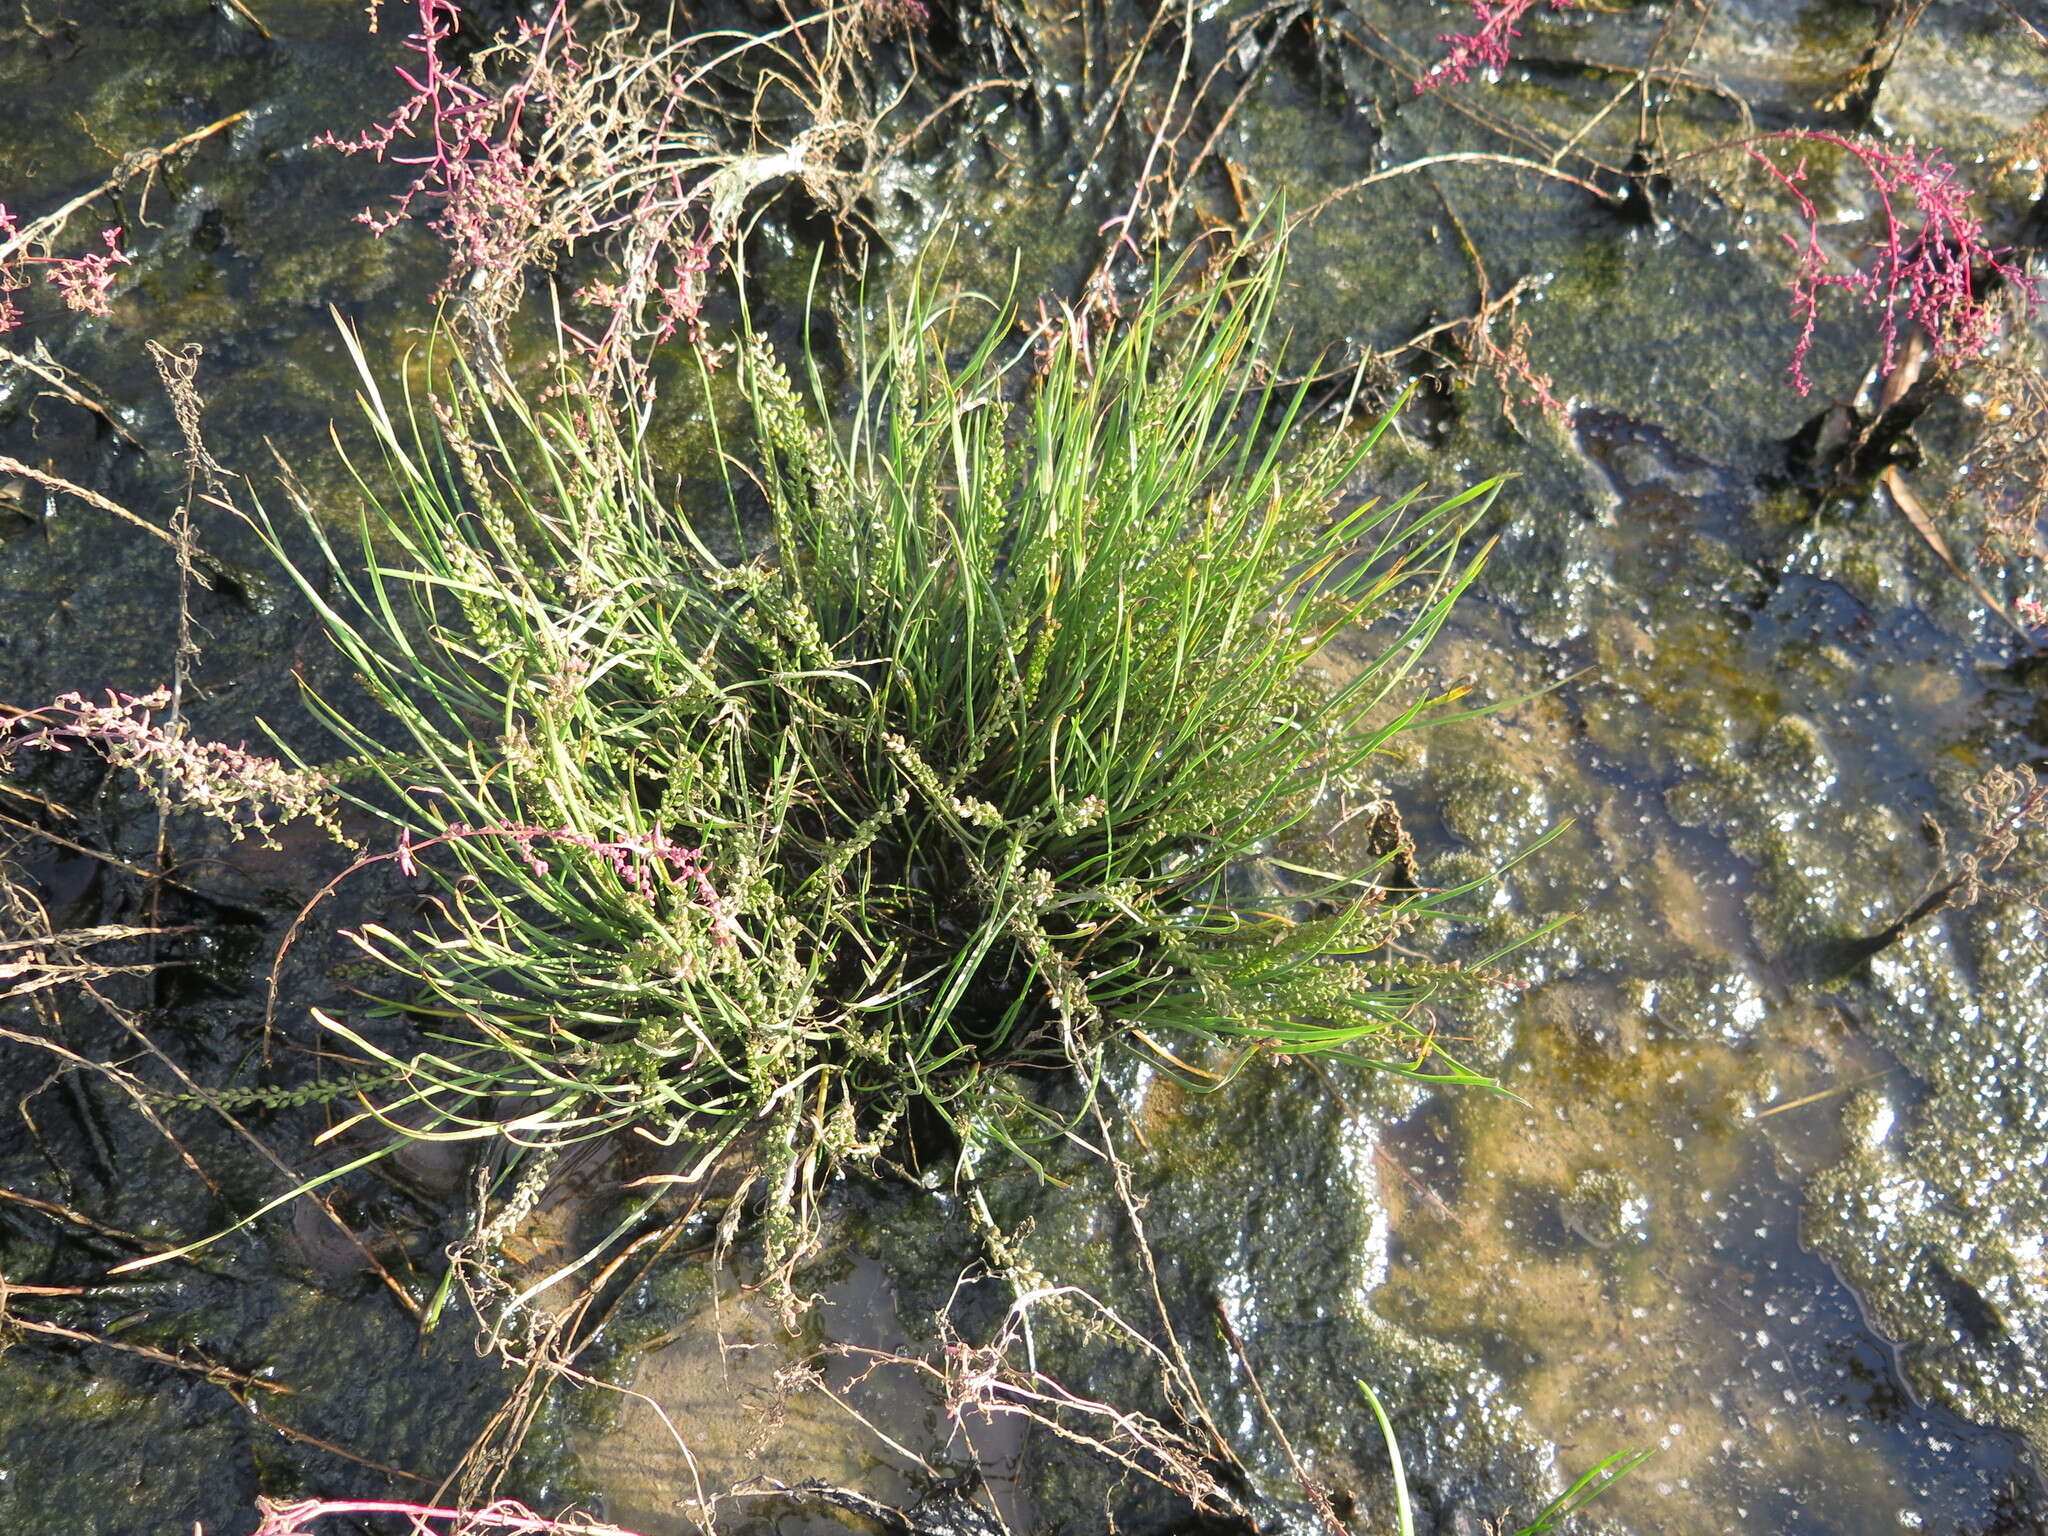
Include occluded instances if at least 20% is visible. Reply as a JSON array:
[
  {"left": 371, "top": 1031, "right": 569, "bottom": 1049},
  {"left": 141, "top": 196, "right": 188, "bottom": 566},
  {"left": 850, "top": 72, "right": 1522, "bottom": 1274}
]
[{"left": 2, "top": 689, "right": 338, "bottom": 845}]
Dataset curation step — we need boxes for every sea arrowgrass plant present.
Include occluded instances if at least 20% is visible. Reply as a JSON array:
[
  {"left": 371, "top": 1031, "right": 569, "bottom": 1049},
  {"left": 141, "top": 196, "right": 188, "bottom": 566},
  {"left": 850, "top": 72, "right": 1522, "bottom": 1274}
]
[
  {"left": 1359, "top": 1377, "right": 1647, "bottom": 1536},
  {"left": 121, "top": 238, "right": 1507, "bottom": 1274}
]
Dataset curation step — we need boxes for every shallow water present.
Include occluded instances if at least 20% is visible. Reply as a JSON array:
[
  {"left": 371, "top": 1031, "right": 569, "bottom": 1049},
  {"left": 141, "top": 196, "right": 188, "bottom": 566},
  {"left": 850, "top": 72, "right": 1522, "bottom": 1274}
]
[{"left": 2, "top": 0, "right": 2047, "bottom": 1533}]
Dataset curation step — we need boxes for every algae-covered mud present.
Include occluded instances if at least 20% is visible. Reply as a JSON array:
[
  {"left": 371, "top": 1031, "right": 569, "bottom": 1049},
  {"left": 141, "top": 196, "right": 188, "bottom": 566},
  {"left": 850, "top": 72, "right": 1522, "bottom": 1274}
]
[{"left": 5, "top": 0, "right": 2048, "bottom": 1533}]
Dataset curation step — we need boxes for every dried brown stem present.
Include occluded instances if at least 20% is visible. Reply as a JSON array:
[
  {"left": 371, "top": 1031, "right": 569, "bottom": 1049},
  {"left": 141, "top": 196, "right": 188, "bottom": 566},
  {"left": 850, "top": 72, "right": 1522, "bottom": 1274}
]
[
  {"left": 1294, "top": 152, "right": 1620, "bottom": 227},
  {"left": 0, "top": 1308, "right": 291, "bottom": 1396},
  {"left": 0, "top": 111, "right": 248, "bottom": 263},
  {"left": 0, "top": 343, "right": 142, "bottom": 446},
  {"left": 1214, "top": 1301, "right": 1353, "bottom": 1536},
  {"left": 0, "top": 453, "right": 182, "bottom": 550}
]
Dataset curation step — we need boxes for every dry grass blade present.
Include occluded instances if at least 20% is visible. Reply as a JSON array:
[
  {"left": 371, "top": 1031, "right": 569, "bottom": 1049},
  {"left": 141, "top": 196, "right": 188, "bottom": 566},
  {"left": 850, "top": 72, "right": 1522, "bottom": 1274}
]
[
  {"left": 1879, "top": 466, "right": 2029, "bottom": 641},
  {"left": 0, "top": 453, "right": 186, "bottom": 553}
]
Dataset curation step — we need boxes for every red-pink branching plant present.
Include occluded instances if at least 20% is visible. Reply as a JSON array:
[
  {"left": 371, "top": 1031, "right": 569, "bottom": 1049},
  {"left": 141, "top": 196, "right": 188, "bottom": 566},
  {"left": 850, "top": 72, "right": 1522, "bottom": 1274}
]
[
  {"left": 1746, "top": 131, "right": 2034, "bottom": 393},
  {"left": 42, "top": 226, "right": 132, "bottom": 315},
  {"left": 317, "top": 0, "right": 562, "bottom": 315},
  {"left": 322, "top": 0, "right": 886, "bottom": 385},
  {"left": 0, "top": 204, "right": 131, "bottom": 332},
  {"left": 249, "top": 1496, "right": 640, "bottom": 1536},
  {"left": 2, "top": 689, "right": 339, "bottom": 844},
  {"left": 1417, "top": 0, "right": 1572, "bottom": 93}
]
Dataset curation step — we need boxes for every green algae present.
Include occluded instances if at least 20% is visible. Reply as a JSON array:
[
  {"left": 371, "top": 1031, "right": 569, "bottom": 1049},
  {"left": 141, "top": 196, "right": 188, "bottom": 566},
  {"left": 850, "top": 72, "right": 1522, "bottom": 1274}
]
[{"left": 1805, "top": 910, "right": 2048, "bottom": 1468}]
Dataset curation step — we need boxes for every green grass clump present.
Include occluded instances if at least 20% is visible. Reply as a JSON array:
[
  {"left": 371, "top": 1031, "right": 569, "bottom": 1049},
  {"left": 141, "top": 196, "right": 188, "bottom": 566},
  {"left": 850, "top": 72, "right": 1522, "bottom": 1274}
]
[{"left": 247, "top": 242, "right": 1499, "bottom": 1253}]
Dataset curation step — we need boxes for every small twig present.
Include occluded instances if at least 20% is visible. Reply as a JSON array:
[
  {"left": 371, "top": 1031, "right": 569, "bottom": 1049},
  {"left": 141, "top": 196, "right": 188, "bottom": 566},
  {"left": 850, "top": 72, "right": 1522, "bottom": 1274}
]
[
  {"left": 146, "top": 340, "right": 216, "bottom": 940},
  {"left": 1154, "top": 1, "right": 1307, "bottom": 234},
  {"left": 0, "top": 1019, "right": 220, "bottom": 1196},
  {"left": 240, "top": 1404, "right": 435, "bottom": 1485},
  {"left": 1294, "top": 151, "right": 1620, "bottom": 228},
  {"left": 1318, "top": 10, "right": 1624, "bottom": 175},
  {"left": 811, "top": 1376, "right": 943, "bottom": 1477},
  {"left": 2000, "top": 0, "right": 2048, "bottom": 51},
  {"left": 1753, "top": 1069, "right": 1894, "bottom": 1120},
  {"left": 215, "top": 0, "right": 272, "bottom": 38},
  {"left": 0, "top": 809, "right": 215, "bottom": 896},
  {"left": 0, "top": 344, "right": 143, "bottom": 447},
  {"left": 1087, "top": 1090, "right": 1242, "bottom": 1475},
  {"left": 547, "top": 1363, "right": 711, "bottom": 1522},
  {"left": 1213, "top": 1302, "right": 1353, "bottom": 1536},
  {"left": 1068, "top": 0, "right": 1181, "bottom": 215},
  {"left": 0, "top": 923, "right": 194, "bottom": 955},
  {"left": 0, "top": 1184, "right": 163, "bottom": 1248},
  {"left": 1, "top": 1309, "right": 291, "bottom": 1395},
  {"left": 249, "top": 1498, "right": 637, "bottom": 1536},
  {"left": 883, "top": 78, "right": 1029, "bottom": 159},
  {"left": 1375, "top": 1142, "right": 1463, "bottom": 1225},
  {"left": 18, "top": 960, "right": 428, "bottom": 1321},
  {"left": 1548, "top": 70, "right": 1643, "bottom": 170}
]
